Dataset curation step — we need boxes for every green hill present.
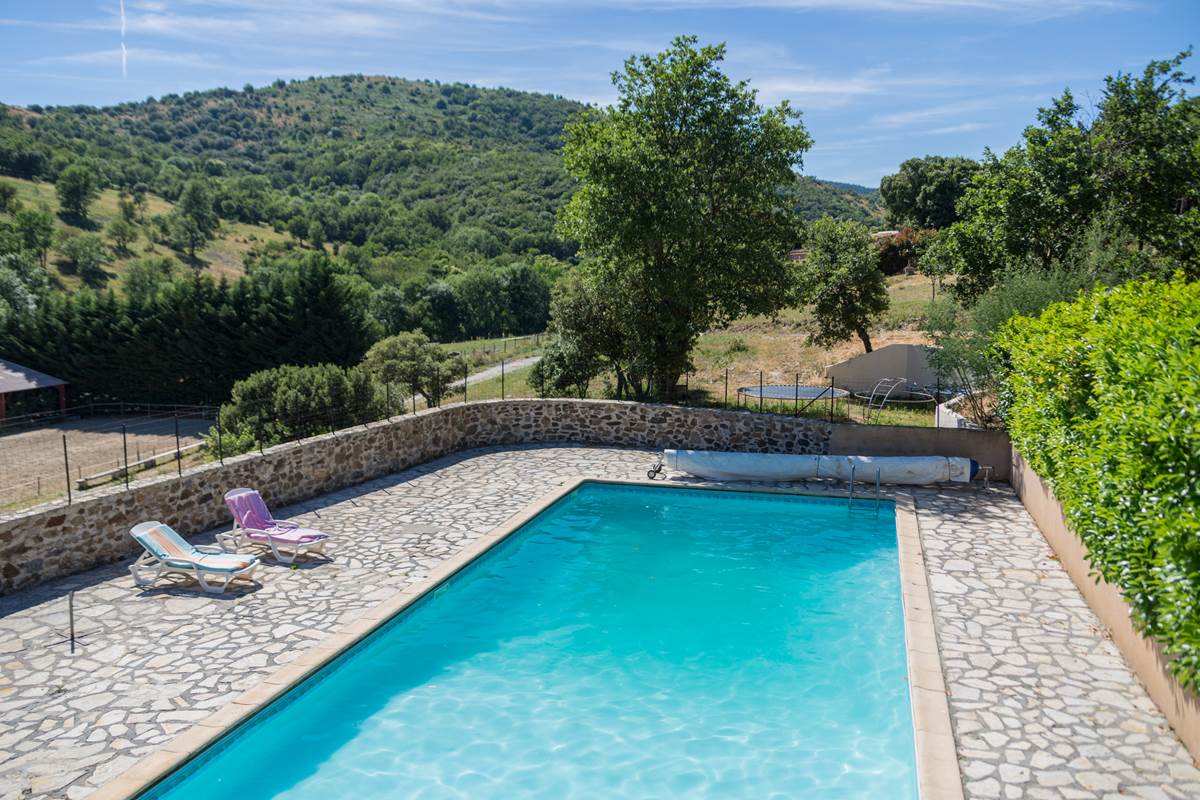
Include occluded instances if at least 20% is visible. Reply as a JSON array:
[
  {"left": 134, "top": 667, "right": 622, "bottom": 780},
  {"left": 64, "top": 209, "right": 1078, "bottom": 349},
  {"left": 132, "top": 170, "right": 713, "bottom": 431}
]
[
  {"left": 782, "top": 177, "right": 885, "bottom": 227},
  {"left": 1, "top": 74, "right": 885, "bottom": 288}
]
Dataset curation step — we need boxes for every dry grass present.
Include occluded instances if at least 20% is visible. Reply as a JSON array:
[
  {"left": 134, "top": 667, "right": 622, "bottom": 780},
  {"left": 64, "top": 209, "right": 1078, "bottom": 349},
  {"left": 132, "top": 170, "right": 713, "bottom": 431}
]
[{"left": 4, "top": 177, "right": 290, "bottom": 291}]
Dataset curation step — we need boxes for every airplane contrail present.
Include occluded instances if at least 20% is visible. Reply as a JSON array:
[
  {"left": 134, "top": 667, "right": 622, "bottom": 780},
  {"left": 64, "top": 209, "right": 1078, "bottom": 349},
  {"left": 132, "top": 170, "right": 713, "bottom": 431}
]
[{"left": 120, "top": 0, "right": 127, "bottom": 77}]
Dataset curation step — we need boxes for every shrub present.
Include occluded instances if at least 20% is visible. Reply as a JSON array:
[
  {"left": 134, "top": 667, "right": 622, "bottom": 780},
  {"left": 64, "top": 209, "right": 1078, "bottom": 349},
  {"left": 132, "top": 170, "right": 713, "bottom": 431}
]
[
  {"left": 211, "top": 363, "right": 381, "bottom": 455},
  {"left": 997, "top": 277, "right": 1200, "bottom": 688}
]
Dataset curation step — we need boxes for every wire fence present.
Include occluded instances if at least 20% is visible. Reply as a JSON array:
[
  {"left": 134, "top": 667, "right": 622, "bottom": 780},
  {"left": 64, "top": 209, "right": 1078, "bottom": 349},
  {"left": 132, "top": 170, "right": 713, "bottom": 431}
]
[
  {"left": 681, "top": 371, "right": 957, "bottom": 429},
  {"left": 0, "top": 361, "right": 966, "bottom": 516},
  {"left": 0, "top": 405, "right": 217, "bottom": 511}
]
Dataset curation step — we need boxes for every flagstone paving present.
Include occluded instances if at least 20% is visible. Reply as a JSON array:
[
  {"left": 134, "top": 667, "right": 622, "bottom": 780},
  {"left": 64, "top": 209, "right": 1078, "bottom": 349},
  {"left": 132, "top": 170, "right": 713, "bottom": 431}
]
[{"left": 0, "top": 444, "right": 1196, "bottom": 799}]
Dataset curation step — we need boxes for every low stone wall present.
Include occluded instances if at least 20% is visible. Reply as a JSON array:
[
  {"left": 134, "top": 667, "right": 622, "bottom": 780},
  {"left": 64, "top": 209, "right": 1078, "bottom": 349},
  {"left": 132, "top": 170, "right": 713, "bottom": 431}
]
[
  {"left": 1010, "top": 448, "right": 1200, "bottom": 761},
  {"left": 0, "top": 400, "right": 833, "bottom": 594},
  {"left": 1, "top": 399, "right": 1015, "bottom": 595}
]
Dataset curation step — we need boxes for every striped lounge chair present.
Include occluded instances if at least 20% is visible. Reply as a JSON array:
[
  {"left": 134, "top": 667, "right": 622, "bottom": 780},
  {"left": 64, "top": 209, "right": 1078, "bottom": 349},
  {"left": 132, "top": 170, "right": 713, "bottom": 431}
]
[{"left": 129, "top": 521, "right": 259, "bottom": 594}]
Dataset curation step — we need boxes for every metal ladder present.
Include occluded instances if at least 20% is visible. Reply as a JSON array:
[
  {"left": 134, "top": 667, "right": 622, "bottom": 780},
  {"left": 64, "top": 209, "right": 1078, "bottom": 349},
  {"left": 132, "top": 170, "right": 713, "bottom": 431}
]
[{"left": 864, "top": 377, "right": 906, "bottom": 423}]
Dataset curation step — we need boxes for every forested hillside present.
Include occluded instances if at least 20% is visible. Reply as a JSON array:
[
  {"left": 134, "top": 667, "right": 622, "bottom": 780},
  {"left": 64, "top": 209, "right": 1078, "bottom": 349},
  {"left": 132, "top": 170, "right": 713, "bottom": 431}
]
[
  {"left": 1, "top": 75, "right": 880, "bottom": 271},
  {"left": 783, "top": 177, "right": 885, "bottom": 227},
  {"left": 0, "top": 73, "right": 886, "bottom": 408}
]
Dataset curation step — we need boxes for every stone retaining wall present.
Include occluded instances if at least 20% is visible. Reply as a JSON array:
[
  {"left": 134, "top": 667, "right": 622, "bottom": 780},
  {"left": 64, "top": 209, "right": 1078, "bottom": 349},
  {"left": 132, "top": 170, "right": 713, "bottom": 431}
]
[{"left": 1, "top": 400, "right": 835, "bottom": 594}]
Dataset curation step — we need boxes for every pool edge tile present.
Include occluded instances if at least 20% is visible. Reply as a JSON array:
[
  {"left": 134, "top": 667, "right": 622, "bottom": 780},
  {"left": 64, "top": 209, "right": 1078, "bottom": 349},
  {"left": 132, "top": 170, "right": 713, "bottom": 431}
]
[{"left": 896, "top": 493, "right": 965, "bottom": 800}]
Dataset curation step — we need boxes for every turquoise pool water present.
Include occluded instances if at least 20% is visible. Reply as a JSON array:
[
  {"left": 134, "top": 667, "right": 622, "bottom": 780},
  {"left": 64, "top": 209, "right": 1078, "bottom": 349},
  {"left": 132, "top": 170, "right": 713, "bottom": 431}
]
[{"left": 143, "top": 483, "right": 915, "bottom": 799}]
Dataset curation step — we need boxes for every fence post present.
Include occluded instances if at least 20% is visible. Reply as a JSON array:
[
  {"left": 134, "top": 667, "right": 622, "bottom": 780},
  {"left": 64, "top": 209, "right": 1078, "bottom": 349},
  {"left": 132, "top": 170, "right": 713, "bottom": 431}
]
[
  {"left": 386, "top": 381, "right": 392, "bottom": 417},
  {"left": 794, "top": 374, "right": 800, "bottom": 416},
  {"left": 828, "top": 376, "right": 834, "bottom": 423},
  {"left": 724, "top": 368, "right": 728, "bottom": 409},
  {"left": 935, "top": 378, "right": 940, "bottom": 427},
  {"left": 122, "top": 425, "right": 130, "bottom": 490},
  {"left": 174, "top": 414, "right": 182, "bottom": 476},
  {"left": 758, "top": 371, "right": 763, "bottom": 413},
  {"left": 216, "top": 415, "right": 224, "bottom": 465},
  {"left": 683, "top": 372, "right": 689, "bottom": 406},
  {"left": 501, "top": 359, "right": 505, "bottom": 401},
  {"left": 463, "top": 363, "right": 468, "bottom": 404},
  {"left": 62, "top": 434, "right": 72, "bottom": 505}
]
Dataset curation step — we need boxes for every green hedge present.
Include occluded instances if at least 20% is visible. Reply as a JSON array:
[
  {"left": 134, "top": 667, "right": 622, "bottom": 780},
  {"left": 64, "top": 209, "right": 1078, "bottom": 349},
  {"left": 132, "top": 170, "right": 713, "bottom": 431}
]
[{"left": 997, "top": 277, "right": 1200, "bottom": 689}]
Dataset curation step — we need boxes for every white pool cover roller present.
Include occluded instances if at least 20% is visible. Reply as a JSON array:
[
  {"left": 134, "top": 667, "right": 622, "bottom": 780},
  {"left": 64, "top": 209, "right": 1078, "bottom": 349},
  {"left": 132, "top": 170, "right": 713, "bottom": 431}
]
[{"left": 663, "top": 450, "right": 978, "bottom": 484}]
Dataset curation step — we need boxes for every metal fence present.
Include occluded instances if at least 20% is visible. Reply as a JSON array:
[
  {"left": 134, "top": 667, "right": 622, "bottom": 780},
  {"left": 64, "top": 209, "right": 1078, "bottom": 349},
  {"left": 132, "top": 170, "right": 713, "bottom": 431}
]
[
  {"left": 0, "top": 365, "right": 966, "bottom": 516},
  {"left": 680, "top": 371, "right": 955, "bottom": 429},
  {"left": 0, "top": 404, "right": 217, "bottom": 511}
]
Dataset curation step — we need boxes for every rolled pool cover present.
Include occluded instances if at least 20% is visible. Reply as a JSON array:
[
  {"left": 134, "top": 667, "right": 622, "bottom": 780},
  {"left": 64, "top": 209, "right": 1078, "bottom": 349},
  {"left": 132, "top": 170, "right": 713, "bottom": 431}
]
[{"left": 663, "top": 450, "right": 978, "bottom": 484}]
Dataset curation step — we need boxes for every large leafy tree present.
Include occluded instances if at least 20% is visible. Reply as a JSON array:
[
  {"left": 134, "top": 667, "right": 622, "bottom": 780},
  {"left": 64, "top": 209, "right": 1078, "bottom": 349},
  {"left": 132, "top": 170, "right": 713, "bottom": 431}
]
[
  {"left": 939, "top": 51, "right": 1197, "bottom": 302},
  {"left": 1091, "top": 50, "right": 1200, "bottom": 263},
  {"left": 15, "top": 204, "right": 55, "bottom": 268},
  {"left": 879, "top": 155, "right": 979, "bottom": 230},
  {"left": 363, "top": 331, "right": 466, "bottom": 407},
  {"left": 55, "top": 164, "right": 99, "bottom": 220},
  {"left": 171, "top": 178, "right": 219, "bottom": 261},
  {"left": 795, "top": 217, "right": 889, "bottom": 353},
  {"left": 557, "top": 36, "right": 811, "bottom": 398}
]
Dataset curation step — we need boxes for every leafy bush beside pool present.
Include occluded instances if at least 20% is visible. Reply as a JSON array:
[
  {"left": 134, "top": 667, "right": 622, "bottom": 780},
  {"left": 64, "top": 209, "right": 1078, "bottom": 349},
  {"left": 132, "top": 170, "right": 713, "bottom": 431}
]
[{"left": 997, "top": 277, "right": 1200, "bottom": 690}]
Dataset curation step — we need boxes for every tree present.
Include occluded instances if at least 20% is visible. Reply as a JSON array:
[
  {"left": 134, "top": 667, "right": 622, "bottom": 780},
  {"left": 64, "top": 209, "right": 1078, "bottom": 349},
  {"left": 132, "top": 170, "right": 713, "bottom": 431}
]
[
  {"left": 121, "top": 256, "right": 176, "bottom": 303},
  {"left": 1091, "top": 49, "right": 1200, "bottom": 265},
  {"left": 937, "top": 52, "right": 1199, "bottom": 302},
  {"left": 15, "top": 205, "right": 55, "bottom": 268},
  {"left": 879, "top": 156, "right": 980, "bottom": 230},
  {"left": 215, "top": 363, "right": 379, "bottom": 451},
  {"left": 106, "top": 218, "right": 138, "bottom": 254},
  {"left": 794, "top": 217, "right": 889, "bottom": 352},
  {"left": 454, "top": 268, "right": 511, "bottom": 338},
  {"left": 117, "top": 190, "right": 138, "bottom": 225},
  {"left": 500, "top": 262, "right": 551, "bottom": 334},
  {"left": 0, "top": 180, "right": 18, "bottom": 214},
  {"left": 55, "top": 164, "right": 99, "bottom": 220},
  {"left": 170, "top": 214, "right": 210, "bottom": 262},
  {"left": 530, "top": 334, "right": 600, "bottom": 399},
  {"left": 171, "top": 178, "right": 218, "bottom": 260},
  {"left": 55, "top": 232, "right": 109, "bottom": 282},
  {"left": 0, "top": 250, "right": 46, "bottom": 326},
  {"left": 557, "top": 36, "right": 811, "bottom": 398},
  {"left": 362, "top": 332, "right": 466, "bottom": 407},
  {"left": 541, "top": 267, "right": 642, "bottom": 399}
]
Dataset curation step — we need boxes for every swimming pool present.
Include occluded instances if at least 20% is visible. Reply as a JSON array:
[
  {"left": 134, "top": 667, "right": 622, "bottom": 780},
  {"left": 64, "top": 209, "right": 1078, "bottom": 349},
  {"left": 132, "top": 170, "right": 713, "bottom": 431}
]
[{"left": 141, "top": 482, "right": 916, "bottom": 799}]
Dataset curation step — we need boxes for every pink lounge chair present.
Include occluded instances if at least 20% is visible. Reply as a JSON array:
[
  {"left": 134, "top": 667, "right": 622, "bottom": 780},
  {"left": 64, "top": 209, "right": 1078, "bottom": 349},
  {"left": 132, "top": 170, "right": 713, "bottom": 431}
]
[{"left": 219, "top": 488, "right": 331, "bottom": 564}]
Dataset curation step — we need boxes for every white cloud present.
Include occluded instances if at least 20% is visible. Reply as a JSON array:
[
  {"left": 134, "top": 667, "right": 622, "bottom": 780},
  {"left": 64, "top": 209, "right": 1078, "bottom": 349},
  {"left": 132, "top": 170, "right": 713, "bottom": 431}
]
[
  {"left": 30, "top": 47, "right": 225, "bottom": 71},
  {"left": 926, "top": 121, "right": 989, "bottom": 134},
  {"left": 872, "top": 95, "right": 1039, "bottom": 128}
]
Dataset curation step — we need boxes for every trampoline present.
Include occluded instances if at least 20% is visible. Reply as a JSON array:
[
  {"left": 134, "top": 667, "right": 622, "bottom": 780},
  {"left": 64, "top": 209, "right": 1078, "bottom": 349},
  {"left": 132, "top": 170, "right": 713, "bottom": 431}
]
[
  {"left": 849, "top": 386, "right": 936, "bottom": 406},
  {"left": 737, "top": 384, "right": 849, "bottom": 401}
]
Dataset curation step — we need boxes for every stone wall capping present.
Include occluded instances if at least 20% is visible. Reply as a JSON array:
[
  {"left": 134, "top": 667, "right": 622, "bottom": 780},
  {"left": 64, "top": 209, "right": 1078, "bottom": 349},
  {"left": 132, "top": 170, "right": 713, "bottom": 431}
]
[{"left": 1, "top": 399, "right": 1008, "bottom": 595}]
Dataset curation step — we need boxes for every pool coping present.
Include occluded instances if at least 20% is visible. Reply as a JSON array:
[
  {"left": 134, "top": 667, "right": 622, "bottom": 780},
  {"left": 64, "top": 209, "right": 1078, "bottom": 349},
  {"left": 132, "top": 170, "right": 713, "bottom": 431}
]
[{"left": 90, "top": 477, "right": 963, "bottom": 800}]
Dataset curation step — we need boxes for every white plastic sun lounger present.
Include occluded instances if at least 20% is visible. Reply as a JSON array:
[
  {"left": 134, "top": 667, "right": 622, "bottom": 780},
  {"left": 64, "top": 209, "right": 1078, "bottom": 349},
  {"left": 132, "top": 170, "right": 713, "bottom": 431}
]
[{"left": 129, "top": 521, "right": 259, "bottom": 594}]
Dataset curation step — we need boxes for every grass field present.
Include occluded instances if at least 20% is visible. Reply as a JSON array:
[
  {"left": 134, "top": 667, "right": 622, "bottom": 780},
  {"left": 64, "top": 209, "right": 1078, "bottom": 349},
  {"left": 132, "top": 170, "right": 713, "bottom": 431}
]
[
  {"left": 3, "top": 177, "right": 291, "bottom": 291},
  {"left": 438, "top": 275, "right": 941, "bottom": 426},
  {"left": 439, "top": 334, "right": 544, "bottom": 369}
]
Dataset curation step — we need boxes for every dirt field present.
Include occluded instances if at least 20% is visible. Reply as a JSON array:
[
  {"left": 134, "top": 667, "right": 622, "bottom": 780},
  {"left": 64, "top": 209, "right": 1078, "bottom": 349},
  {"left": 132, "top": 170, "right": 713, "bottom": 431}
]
[{"left": 0, "top": 414, "right": 212, "bottom": 509}]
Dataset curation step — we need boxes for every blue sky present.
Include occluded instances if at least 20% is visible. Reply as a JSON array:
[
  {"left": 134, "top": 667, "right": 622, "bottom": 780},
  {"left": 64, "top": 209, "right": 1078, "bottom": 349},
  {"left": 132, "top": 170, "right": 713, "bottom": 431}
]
[{"left": 1, "top": 1, "right": 1195, "bottom": 186}]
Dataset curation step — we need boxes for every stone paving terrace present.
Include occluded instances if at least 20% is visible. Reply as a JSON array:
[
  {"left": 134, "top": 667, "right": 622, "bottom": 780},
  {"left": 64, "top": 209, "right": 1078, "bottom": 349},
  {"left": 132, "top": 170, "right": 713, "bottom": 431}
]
[{"left": 1, "top": 444, "right": 1197, "bottom": 799}]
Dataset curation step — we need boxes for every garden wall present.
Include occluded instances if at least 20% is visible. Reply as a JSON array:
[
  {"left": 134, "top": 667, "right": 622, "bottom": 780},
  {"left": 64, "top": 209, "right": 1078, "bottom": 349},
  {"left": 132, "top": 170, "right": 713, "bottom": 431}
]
[
  {"left": 0, "top": 399, "right": 1010, "bottom": 595},
  {"left": 1010, "top": 449, "right": 1200, "bottom": 761}
]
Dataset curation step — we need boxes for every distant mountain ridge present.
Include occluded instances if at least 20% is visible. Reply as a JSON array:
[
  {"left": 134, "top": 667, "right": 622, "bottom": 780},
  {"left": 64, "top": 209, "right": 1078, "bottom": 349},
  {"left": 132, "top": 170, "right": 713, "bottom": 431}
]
[{"left": 1, "top": 74, "right": 886, "bottom": 271}]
